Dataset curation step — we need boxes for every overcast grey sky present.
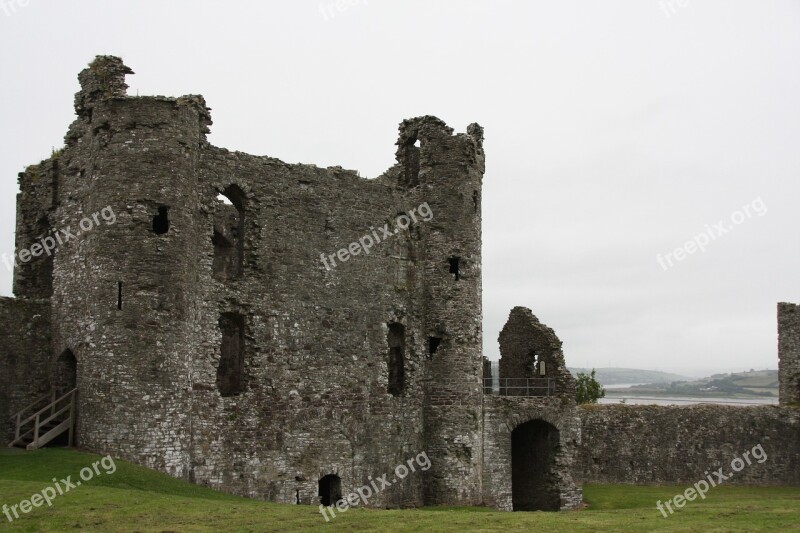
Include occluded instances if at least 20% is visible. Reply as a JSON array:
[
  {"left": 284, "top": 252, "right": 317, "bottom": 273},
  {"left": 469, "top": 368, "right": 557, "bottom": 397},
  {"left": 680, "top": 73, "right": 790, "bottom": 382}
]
[{"left": 0, "top": 0, "right": 797, "bottom": 376}]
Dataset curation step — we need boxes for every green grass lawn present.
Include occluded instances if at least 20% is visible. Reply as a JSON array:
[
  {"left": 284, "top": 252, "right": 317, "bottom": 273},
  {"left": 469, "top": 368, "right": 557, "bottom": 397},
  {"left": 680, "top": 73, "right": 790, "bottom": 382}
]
[{"left": 1, "top": 448, "right": 798, "bottom": 532}]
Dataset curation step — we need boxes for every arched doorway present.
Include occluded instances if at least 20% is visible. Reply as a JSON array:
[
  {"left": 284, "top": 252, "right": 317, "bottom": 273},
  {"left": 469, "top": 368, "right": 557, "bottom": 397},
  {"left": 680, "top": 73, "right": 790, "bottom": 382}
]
[
  {"left": 318, "top": 474, "right": 342, "bottom": 506},
  {"left": 511, "top": 419, "right": 561, "bottom": 511},
  {"left": 53, "top": 349, "right": 77, "bottom": 394}
]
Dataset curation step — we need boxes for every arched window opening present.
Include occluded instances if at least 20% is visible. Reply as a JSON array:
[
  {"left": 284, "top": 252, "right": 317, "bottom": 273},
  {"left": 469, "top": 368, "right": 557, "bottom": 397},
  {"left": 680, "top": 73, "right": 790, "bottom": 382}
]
[
  {"left": 213, "top": 185, "right": 245, "bottom": 280},
  {"left": 387, "top": 323, "right": 406, "bottom": 396},
  {"left": 400, "top": 136, "right": 420, "bottom": 188},
  {"left": 212, "top": 230, "right": 237, "bottom": 280},
  {"left": 53, "top": 349, "right": 77, "bottom": 395},
  {"left": 217, "top": 313, "right": 245, "bottom": 397}
]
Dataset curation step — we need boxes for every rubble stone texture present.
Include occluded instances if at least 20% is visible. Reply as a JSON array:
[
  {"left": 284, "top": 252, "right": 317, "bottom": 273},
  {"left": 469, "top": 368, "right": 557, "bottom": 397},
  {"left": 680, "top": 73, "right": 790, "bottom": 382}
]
[
  {"left": 1, "top": 56, "right": 798, "bottom": 512},
  {"left": 574, "top": 404, "right": 800, "bottom": 485},
  {"left": 779, "top": 302, "right": 800, "bottom": 405}
]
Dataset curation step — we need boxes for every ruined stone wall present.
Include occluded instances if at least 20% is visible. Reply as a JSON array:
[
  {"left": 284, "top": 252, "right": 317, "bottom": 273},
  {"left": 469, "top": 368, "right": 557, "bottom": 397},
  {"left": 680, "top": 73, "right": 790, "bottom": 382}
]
[
  {"left": 779, "top": 302, "right": 800, "bottom": 405},
  {"left": 575, "top": 404, "right": 800, "bottom": 485},
  {"left": 185, "top": 115, "right": 484, "bottom": 507},
  {"left": 0, "top": 298, "right": 52, "bottom": 443},
  {"left": 498, "top": 307, "right": 575, "bottom": 398},
  {"left": 19, "top": 56, "right": 486, "bottom": 508},
  {"left": 13, "top": 159, "right": 57, "bottom": 299},
  {"left": 482, "top": 396, "right": 583, "bottom": 511},
  {"left": 187, "top": 146, "right": 430, "bottom": 506}
]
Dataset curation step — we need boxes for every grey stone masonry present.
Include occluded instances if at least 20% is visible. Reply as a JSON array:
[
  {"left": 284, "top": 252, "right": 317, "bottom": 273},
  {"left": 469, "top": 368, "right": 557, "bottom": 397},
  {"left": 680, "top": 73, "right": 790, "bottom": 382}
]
[
  {"left": 779, "top": 302, "right": 800, "bottom": 405},
  {"left": 0, "top": 298, "right": 52, "bottom": 443},
  {"left": 575, "top": 404, "right": 800, "bottom": 485}
]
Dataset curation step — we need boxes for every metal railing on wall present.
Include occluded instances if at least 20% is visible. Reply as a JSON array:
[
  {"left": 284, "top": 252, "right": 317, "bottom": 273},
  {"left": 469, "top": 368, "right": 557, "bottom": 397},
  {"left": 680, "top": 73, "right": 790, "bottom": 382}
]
[{"left": 483, "top": 377, "right": 555, "bottom": 397}]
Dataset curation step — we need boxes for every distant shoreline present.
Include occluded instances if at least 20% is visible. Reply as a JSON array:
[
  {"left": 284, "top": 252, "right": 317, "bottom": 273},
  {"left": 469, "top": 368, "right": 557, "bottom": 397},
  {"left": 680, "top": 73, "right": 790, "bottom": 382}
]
[{"left": 599, "top": 395, "right": 778, "bottom": 406}]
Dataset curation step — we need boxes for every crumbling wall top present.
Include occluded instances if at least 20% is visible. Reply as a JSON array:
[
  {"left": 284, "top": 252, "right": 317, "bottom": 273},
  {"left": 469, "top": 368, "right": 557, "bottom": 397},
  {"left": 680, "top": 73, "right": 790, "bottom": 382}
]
[
  {"left": 498, "top": 306, "right": 575, "bottom": 398},
  {"left": 74, "top": 55, "right": 134, "bottom": 117}
]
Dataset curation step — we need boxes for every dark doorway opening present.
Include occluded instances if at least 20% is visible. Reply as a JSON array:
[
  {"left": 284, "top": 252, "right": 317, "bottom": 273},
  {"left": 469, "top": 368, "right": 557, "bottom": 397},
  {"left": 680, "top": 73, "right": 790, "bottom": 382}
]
[
  {"left": 318, "top": 474, "right": 342, "bottom": 506},
  {"left": 54, "top": 349, "right": 77, "bottom": 395},
  {"left": 49, "top": 349, "right": 78, "bottom": 447},
  {"left": 511, "top": 419, "right": 561, "bottom": 511}
]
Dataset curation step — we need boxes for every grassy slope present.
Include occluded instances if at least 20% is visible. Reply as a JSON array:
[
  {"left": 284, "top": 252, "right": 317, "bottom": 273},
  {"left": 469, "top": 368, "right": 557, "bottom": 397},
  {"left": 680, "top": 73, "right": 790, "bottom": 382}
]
[
  {"left": 568, "top": 368, "right": 691, "bottom": 385},
  {"left": 1, "top": 449, "right": 798, "bottom": 532}
]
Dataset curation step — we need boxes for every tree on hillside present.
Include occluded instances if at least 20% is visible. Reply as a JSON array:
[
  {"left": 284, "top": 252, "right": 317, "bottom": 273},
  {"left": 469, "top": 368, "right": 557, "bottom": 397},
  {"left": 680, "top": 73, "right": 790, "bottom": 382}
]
[{"left": 576, "top": 369, "right": 606, "bottom": 404}]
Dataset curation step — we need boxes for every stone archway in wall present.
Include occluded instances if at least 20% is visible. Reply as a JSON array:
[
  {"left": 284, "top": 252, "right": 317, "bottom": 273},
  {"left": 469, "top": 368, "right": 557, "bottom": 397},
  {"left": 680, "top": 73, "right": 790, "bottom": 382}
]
[
  {"left": 318, "top": 474, "right": 342, "bottom": 507},
  {"left": 511, "top": 419, "right": 561, "bottom": 511}
]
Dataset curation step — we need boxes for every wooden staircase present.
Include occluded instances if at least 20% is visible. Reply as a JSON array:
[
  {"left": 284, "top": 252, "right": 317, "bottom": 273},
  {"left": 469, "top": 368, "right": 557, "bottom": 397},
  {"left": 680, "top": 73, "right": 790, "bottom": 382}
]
[{"left": 8, "top": 389, "right": 77, "bottom": 450}]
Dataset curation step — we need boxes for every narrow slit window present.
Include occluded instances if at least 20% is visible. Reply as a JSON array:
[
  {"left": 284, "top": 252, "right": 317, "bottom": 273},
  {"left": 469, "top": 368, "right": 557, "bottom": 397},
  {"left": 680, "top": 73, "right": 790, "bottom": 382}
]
[
  {"left": 387, "top": 323, "right": 406, "bottom": 396},
  {"left": 117, "top": 281, "right": 122, "bottom": 309},
  {"left": 448, "top": 256, "right": 460, "bottom": 281}
]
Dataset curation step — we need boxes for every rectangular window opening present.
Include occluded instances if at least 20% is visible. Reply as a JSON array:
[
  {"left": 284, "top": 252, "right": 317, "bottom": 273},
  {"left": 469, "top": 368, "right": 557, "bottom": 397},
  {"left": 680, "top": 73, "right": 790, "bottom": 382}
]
[
  {"left": 428, "top": 336, "right": 442, "bottom": 356},
  {"left": 448, "top": 256, "right": 460, "bottom": 281}
]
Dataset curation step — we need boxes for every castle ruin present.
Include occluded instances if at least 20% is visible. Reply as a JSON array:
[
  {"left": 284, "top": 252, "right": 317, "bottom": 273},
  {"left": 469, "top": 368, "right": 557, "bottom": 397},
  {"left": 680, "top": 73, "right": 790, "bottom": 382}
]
[{"left": 1, "top": 56, "right": 797, "bottom": 512}]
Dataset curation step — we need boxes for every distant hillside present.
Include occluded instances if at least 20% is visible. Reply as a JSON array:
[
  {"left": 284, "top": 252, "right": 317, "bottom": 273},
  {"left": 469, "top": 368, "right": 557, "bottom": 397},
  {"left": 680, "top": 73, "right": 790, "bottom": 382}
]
[
  {"left": 568, "top": 367, "right": 690, "bottom": 386},
  {"left": 609, "top": 369, "right": 779, "bottom": 398}
]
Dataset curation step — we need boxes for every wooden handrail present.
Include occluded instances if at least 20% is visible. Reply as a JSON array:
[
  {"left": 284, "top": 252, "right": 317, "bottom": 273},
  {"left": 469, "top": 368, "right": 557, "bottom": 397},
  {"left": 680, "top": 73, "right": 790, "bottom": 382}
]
[
  {"left": 12, "top": 388, "right": 78, "bottom": 450},
  {"left": 9, "top": 388, "right": 78, "bottom": 449},
  {"left": 18, "top": 389, "right": 77, "bottom": 428},
  {"left": 9, "top": 391, "right": 53, "bottom": 421}
]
